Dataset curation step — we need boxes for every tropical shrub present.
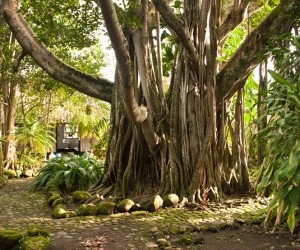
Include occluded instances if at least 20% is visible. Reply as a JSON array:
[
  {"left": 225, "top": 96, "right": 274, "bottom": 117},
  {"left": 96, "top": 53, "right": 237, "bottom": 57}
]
[
  {"left": 15, "top": 119, "right": 55, "bottom": 169},
  {"left": 33, "top": 153, "right": 104, "bottom": 192},
  {"left": 256, "top": 35, "right": 300, "bottom": 232}
]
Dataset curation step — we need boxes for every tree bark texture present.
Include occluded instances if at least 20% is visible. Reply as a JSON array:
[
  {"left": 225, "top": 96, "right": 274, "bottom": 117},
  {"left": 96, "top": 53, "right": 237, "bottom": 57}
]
[{"left": 0, "top": 35, "right": 18, "bottom": 170}]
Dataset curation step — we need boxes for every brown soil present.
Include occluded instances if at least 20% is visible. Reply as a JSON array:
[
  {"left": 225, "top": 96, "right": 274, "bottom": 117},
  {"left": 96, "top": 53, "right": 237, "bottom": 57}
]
[
  {"left": 0, "top": 178, "right": 299, "bottom": 250},
  {"left": 53, "top": 224, "right": 297, "bottom": 250}
]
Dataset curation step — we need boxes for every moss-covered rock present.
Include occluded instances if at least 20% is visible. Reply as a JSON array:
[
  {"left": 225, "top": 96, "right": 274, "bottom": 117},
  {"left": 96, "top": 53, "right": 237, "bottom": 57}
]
[
  {"left": 72, "top": 191, "right": 91, "bottom": 203},
  {"left": 149, "top": 195, "right": 163, "bottom": 212},
  {"left": 21, "top": 236, "right": 50, "bottom": 250},
  {"left": 0, "top": 229, "right": 23, "bottom": 249},
  {"left": 76, "top": 204, "right": 97, "bottom": 216},
  {"left": 163, "top": 194, "right": 179, "bottom": 208},
  {"left": 164, "top": 226, "right": 180, "bottom": 235},
  {"left": 65, "top": 211, "right": 77, "bottom": 218},
  {"left": 3, "top": 169, "right": 17, "bottom": 179},
  {"left": 178, "top": 235, "right": 193, "bottom": 245},
  {"left": 26, "top": 225, "right": 49, "bottom": 237},
  {"left": 15, "top": 170, "right": 22, "bottom": 178},
  {"left": 116, "top": 199, "right": 135, "bottom": 213},
  {"left": 47, "top": 193, "right": 61, "bottom": 206},
  {"left": 97, "top": 202, "right": 116, "bottom": 215},
  {"left": 23, "top": 169, "right": 34, "bottom": 178},
  {"left": 157, "top": 238, "right": 171, "bottom": 249},
  {"left": 51, "top": 197, "right": 65, "bottom": 208},
  {"left": 52, "top": 204, "right": 68, "bottom": 219}
]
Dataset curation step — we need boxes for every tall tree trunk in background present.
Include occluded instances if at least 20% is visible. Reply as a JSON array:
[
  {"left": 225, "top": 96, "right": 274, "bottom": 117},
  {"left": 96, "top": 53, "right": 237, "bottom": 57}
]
[
  {"left": 1, "top": 34, "right": 18, "bottom": 170},
  {"left": 257, "top": 59, "right": 268, "bottom": 168},
  {"left": 2, "top": 80, "right": 17, "bottom": 170},
  {"left": 0, "top": 63, "right": 3, "bottom": 179}
]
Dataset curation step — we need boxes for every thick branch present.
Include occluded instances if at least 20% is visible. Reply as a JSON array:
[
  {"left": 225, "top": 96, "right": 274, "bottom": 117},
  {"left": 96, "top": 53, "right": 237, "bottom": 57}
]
[
  {"left": 97, "top": 0, "right": 148, "bottom": 123},
  {"left": 151, "top": 0, "right": 199, "bottom": 68},
  {"left": 0, "top": 0, "right": 113, "bottom": 103},
  {"left": 97, "top": 0, "right": 159, "bottom": 147},
  {"left": 13, "top": 49, "right": 27, "bottom": 72},
  {"left": 217, "top": 0, "right": 299, "bottom": 101},
  {"left": 218, "top": 0, "right": 250, "bottom": 43}
]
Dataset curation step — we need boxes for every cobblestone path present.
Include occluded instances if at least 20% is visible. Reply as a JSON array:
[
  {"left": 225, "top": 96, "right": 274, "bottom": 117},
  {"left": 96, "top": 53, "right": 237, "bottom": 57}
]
[{"left": 0, "top": 179, "right": 296, "bottom": 250}]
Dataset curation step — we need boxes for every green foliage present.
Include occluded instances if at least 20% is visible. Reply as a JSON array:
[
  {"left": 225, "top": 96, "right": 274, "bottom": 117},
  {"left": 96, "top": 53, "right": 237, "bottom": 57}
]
[
  {"left": 20, "top": 0, "right": 102, "bottom": 49},
  {"left": 219, "top": 26, "right": 247, "bottom": 64},
  {"left": 161, "top": 30, "right": 177, "bottom": 77},
  {"left": 15, "top": 118, "right": 55, "bottom": 169},
  {"left": 256, "top": 36, "right": 300, "bottom": 232},
  {"left": 33, "top": 153, "right": 104, "bottom": 192},
  {"left": 15, "top": 118, "right": 55, "bottom": 155},
  {"left": 115, "top": 0, "right": 141, "bottom": 29}
]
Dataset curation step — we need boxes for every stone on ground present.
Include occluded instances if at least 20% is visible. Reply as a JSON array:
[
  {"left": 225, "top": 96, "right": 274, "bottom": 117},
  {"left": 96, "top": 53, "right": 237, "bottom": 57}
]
[
  {"left": 72, "top": 191, "right": 91, "bottom": 203},
  {"left": 116, "top": 199, "right": 135, "bottom": 213},
  {"left": 97, "top": 201, "right": 116, "bottom": 215}
]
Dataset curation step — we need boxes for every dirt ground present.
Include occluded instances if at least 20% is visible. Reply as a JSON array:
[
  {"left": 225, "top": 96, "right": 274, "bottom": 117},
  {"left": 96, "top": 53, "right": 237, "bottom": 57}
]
[{"left": 51, "top": 223, "right": 298, "bottom": 250}]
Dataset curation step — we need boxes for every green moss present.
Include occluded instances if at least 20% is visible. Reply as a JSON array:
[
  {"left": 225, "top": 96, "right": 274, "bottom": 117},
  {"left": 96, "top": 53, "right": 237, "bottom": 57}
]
[
  {"left": 65, "top": 211, "right": 76, "bottom": 218},
  {"left": 52, "top": 197, "right": 65, "bottom": 208},
  {"left": 167, "top": 226, "right": 180, "bottom": 235},
  {"left": 47, "top": 193, "right": 61, "bottom": 206},
  {"left": 26, "top": 225, "right": 49, "bottom": 237},
  {"left": 199, "top": 225, "right": 218, "bottom": 232},
  {"left": 76, "top": 204, "right": 97, "bottom": 216},
  {"left": 52, "top": 206, "right": 68, "bottom": 219},
  {"left": 149, "top": 195, "right": 163, "bottom": 212},
  {"left": 46, "top": 190, "right": 61, "bottom": 200},
  {"left": 97, "top": 202, "right": 116, "bottom": 215},
  {"left": 178, "top": 235, "right": 193, "bottom": 245},
  {"left": 72, "top": 191, "right": 91, "bottom": 203},
  {"left": 4, "top": 169, "right": 17, "bottom": 179},
  {"left": 0, "top": 229, "right": 23, "bottom": 249},
  {"left": 163, "top": 193, "right": 179, "bottom": 207},
  {"left": 21, "top": 236, "right": 50, "bottom": 250},
  {"left": 116, "top": 199, "right": 135, "bottom": 213}
]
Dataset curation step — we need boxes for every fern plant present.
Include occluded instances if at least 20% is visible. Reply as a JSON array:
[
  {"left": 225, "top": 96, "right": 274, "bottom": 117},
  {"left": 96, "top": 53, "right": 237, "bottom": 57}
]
[
  {"left": 256, "top": 35, "right": 300, "bottom": 232},
  {"left": 33, "top": 153, "right": 104, "bottom": 192}
]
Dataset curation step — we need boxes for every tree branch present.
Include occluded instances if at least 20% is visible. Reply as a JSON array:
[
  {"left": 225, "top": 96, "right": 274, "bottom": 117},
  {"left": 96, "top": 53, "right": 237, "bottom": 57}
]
[
  {"left": 96, "top": 0, "right": 148, "bottom": 123},
  {"left": 13, "top": 49, "right": 27, "bottom": 72},
  {"left": 218, "top": 0, "right": 251, "bottom": 44},
  {"left": 96, "top": 0, "right": 159, "bottom": 147},
  {"left": 217, "top": 0, "right": 299, "bottom": 102},
  {"left": 0, "top": 0, "right": 114, "bottom": 103},
  {"left": 151, "top": 0, "right": 200, "bottom": 68}
]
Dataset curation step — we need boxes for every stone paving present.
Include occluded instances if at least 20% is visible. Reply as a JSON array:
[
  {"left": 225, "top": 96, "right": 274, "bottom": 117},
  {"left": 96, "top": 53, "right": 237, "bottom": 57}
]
[{"left": 0, "top": 178, "right": 296, "bottom": 250}]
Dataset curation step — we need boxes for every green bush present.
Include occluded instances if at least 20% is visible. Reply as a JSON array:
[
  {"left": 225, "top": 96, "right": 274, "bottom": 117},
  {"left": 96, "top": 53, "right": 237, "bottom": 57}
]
[
  {"left": 33, "top": 153, "right": 104, "bottom": 192},
  {"left": 256, "top": 36, "right": 300, "bottom": 232}
]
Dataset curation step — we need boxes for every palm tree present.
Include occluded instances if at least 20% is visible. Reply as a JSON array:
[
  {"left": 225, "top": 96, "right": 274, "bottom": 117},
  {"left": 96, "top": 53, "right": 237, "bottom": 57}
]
[{"left": 15, "top": 118, "right": 55, "bottom": 169}]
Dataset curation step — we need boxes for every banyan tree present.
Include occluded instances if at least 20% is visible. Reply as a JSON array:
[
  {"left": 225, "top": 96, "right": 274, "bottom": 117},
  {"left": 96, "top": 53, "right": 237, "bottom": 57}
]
[{"left": 1, "top": 0, "right": 299, "bottom": 202}]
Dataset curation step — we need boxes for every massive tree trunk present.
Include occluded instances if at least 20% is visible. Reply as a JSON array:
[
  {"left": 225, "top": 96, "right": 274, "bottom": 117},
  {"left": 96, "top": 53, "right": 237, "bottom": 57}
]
[
  {"left": 1, "top": 0, "right": 299, "bottom": 200},
  {"left": 92, "top": 0, "right": 298, "bottom": 201}
]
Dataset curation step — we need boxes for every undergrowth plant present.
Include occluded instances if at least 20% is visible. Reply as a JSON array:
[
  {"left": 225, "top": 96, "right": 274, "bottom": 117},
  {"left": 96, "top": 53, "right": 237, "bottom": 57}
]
[
  {"left": 34, "top": 153, "right": 104, "bottom": 192},
  {"left": 256, "top": 35, "right": 300, "bottom": 232}
]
